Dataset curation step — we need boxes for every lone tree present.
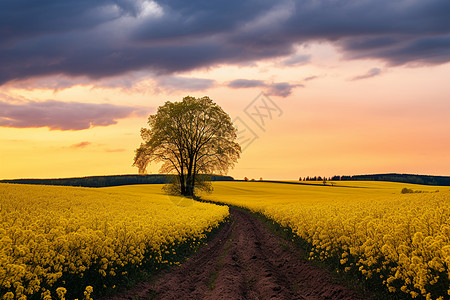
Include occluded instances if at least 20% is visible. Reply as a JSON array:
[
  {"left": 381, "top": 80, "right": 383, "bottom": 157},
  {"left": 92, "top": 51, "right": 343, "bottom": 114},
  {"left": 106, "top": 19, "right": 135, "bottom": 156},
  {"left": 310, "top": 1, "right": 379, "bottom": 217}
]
[{"left": 133, "top": 96, "right": 241, "bottom": 196}]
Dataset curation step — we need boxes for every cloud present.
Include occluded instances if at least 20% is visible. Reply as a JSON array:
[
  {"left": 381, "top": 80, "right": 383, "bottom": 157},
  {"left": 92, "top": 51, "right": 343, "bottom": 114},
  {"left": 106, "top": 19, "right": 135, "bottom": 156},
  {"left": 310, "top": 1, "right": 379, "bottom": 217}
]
[
  {"left": 227, "top": 79, "right": 266, "bottom": 88},
  {"left": 5, "top": 73, "right": 214, "bottom": 93},
  {"left": 304, "top": 76, "right": 318, "bottom": 81},
  {"left": 352, "top": 68, "right": 382, "bottom": 80},
  {"left": 70, "top": 141, "right": 92, "bottom": 149},
  {"left": 0, "top": 1, "right": 137, "bottom": 46},
  {"left": 0, "top": 99, "right": 149, "bottom": 130},
  {"left": 266, "top": 82, "right": 304, "bottom": 97},
  {"left": 227, "top": 79, "right": 302, "bottom": 97},
  {"left": 0, "top": 0, "right": 449, "bottom": 85},
  {"left": 5, "top": 71, "right": 157, "bottom": 92},
  {"left": 282, "top": 54, "right": 311, "bottom": 66},
  {"left": 155, "top": 76, "right": 216, "bottom": 92}
]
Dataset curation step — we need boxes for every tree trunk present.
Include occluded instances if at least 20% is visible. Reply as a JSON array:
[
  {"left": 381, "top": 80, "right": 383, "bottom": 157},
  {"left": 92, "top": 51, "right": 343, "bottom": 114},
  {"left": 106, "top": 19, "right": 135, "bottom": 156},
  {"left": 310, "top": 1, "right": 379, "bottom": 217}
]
[
  {"left": 179, "top": 174, "right": 186, "bottom": 195},
  {"left": 186, "top": 173, "right": 194, "bottom": 196},
  {"left": 186, "top": 173, "right": 195, "bottom": 196},
  {"left": 185, "top": 154, "right": 195, "bottom": 196}
]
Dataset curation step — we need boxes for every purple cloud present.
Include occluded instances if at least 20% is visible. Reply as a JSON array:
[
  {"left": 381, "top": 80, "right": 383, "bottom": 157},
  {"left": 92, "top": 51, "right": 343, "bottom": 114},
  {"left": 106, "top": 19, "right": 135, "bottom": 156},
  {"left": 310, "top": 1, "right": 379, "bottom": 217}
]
[
  {"left": 227, "top": 79, "right": 266, "bottom": 88},
  {"left": 304, "top": 76, "right": 318, "bottom": 81},
  {"left": 0, "top": 99, "right": 149, "bottom": 130},
  {"left": 282, "top": 54, "right": 311, "bottom": 66},
  {"left": 351, "top": 68, "right": 382, "bottom": 80},
  {"left": 266, "top": 82, "right": 304, "bottom": 97},
  {"left": 227, "top": 79, "right": 302, "bottom": 97}
]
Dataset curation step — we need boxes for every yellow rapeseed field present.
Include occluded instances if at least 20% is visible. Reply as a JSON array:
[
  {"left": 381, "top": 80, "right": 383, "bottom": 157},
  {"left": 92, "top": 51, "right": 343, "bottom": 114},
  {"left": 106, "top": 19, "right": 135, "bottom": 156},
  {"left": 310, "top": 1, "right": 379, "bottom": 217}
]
[
  {"left": 0, "top": 183, "right": 228, "bottom": 299},
  {"left": 204, "top": 181, "right": 450, "bottom": 300}
]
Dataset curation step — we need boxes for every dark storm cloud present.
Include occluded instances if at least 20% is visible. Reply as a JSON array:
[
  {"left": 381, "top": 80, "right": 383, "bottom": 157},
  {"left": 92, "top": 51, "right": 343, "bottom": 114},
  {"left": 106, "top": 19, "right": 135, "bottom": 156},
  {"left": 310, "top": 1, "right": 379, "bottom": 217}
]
[
  {"left": 0, "top": 100, "right": 148, "bottom": 130},
  {"left": 0, "top": 0, "right": 140, "bottom": 46},
  {"left": 374, "top": 35, "right": 450, "bottom": 66},
  {"left": 133, "top": 0, "right": 275, "bottom": 42},
  {"left": 0, "top": 0, "right": 449, "bottom": 85}
]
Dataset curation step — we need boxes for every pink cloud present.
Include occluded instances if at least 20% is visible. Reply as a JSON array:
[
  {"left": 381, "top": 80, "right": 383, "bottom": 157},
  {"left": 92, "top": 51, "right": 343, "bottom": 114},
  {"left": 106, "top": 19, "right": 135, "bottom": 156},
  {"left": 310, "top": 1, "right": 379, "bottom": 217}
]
[{"left": 0, "top": 99, "right": 150, "bottom": 130}]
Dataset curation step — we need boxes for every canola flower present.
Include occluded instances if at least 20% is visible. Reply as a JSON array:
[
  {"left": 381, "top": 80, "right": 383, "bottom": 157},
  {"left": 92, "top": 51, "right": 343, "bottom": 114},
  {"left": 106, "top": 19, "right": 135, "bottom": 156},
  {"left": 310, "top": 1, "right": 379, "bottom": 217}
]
[
  {"left": 205, "top": 181, "right": 450, "bottom": 299},
  {"left": 0, "top": 183, "right": 228, "bottom": 299}
]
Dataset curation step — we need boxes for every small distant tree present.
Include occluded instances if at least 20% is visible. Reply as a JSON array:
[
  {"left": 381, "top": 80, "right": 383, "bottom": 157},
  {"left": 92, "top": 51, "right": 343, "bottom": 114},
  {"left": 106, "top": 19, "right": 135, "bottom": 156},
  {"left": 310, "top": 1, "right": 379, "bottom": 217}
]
[
  {"left": 133, "top": 96, "right": 241, "bottom": 196},
  {"left": 401, "top": 187, "right": 414, "bottom": 194},
  {"left": 259, "top": 177, "right": 263, "bottom": 181},
  {"left": 323, "top": 177, "right": 327, "bottom": 185},
  {"left": 244, "top": 177, "right": 249, "bottom": 181}
]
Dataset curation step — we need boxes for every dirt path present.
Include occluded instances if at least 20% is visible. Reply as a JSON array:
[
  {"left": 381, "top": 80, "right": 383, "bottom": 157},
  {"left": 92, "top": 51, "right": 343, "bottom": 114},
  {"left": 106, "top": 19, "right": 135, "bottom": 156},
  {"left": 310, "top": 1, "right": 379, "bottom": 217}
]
[{"left": 105, "top": 208, "right": 362, "bottom": 300}]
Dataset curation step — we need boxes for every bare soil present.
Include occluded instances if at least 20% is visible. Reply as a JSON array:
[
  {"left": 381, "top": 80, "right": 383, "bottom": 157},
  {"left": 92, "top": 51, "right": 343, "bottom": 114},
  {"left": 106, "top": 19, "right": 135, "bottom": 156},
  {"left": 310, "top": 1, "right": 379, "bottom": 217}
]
[{"left": 103, "top": 208, "right": 363, "bottom": 300}]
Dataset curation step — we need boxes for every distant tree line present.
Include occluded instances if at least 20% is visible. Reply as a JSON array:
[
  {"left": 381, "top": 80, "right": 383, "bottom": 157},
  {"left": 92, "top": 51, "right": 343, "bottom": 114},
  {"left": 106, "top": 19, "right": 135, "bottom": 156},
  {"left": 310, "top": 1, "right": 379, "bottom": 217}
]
[
  {"left": 0, "top": 174, "right": 234, "bottom": 188},
  {"left": 243, "top": 177, "right": 263, "bottom": 181},
  {"left": 299, "top": 173, "right": 450, "bottom": 186},
  {"left": 300, "top": 176, "right": 332, "bottom": 181}
]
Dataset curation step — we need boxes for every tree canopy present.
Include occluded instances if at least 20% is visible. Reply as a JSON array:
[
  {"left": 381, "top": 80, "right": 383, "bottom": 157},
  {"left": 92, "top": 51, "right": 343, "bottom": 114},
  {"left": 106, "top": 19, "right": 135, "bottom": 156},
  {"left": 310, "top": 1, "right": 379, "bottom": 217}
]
[{"left": 133, "top": 96, "right": 241, "bottom": 196}]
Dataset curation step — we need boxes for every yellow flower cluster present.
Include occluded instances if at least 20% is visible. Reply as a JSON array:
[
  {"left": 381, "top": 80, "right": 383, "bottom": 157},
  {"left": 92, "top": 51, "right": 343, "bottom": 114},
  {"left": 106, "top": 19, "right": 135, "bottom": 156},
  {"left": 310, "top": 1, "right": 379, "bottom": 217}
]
[
  {"left": 0, "top": 183, "right": 228, "bottom": 299},
  {"left": 206, "top": 181, "right": 450, "bottom": 299}
]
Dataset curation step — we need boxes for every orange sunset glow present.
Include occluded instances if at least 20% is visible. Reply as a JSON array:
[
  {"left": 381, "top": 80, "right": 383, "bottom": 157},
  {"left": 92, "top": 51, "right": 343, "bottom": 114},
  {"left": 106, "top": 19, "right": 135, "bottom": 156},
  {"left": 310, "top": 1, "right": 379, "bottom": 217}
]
[{"left": 1, "top": 1, "right": 449, "bottom": 180}]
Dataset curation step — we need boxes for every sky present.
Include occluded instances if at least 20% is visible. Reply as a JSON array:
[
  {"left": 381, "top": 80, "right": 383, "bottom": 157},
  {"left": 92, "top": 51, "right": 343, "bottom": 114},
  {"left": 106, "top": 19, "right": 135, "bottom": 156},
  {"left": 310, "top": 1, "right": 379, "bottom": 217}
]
[{"left": 1, "top": 0, "right": 450, "bottom": 180}]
